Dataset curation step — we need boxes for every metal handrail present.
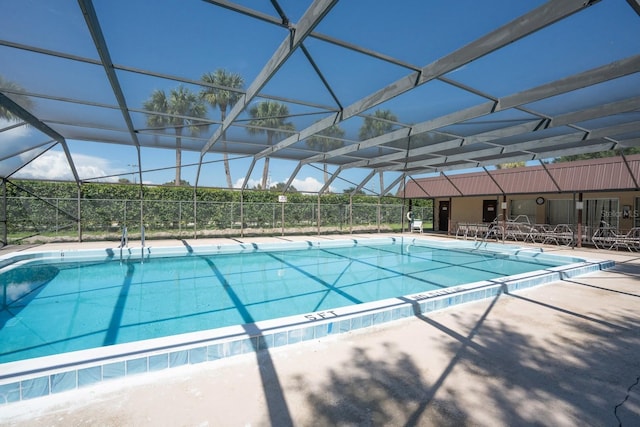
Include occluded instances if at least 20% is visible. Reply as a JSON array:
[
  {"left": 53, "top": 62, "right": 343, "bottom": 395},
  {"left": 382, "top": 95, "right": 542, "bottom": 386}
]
[{"left": 120, "top": 226, "right": 128, "bottom": 248}]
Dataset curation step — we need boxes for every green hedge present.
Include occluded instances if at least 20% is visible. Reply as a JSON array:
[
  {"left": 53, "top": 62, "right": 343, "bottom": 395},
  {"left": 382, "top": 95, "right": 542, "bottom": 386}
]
[{"left": 3, "top": 180, "right": 433, "bottom": 242}]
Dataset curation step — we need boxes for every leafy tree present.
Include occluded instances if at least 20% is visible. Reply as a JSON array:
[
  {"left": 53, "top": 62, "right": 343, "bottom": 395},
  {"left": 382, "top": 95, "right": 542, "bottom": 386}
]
[
  {"left": 0, "top": 75, "right": 33, "bottom": 121},
  {"left": 143, "top": 86, "right": 207, "bottom": 186},
  {"left": 200, "top": 69, "right": 245, "bottom": 188},
  {"left": 359, "top": 109, "right": 396, "bottom": 140},
  {"left": 553, "top": 147, "right": 640, "bottom": 163},
  {"left": 162, "top": 179, "right": 191, "bottom": 187},
  {"left": 306, "top": 124, "right": 345, "bottom": 183},
  {"left": 270, "top": 182, "right": 297, "bottom": 192},
  {"left": 247, "top": 101, "right": 295, "bottom": 189},
  {"left": 343, "top": 186, "right": 366, "bottom": 195},
  {"left": 496, "top": 161, "right": 526, "bottom": 169},
  {"left": 359, "top": 109, "right": 397, "bottom": 193}
]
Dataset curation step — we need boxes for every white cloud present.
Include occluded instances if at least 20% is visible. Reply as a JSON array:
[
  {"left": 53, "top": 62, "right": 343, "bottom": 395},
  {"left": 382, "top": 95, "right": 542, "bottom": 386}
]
[
  {"left": 233, "top": 177, "right": 260, "bottom": 189},
  {"left": 292, "top": 176, "right": 334, "bottom": 193},
  {"left": 233, "top": 176, "right": 334, "bottom": 193},
  {"left": 0, "top": 120, "right": 31, "bottom": 143},
  {"left": 10, "top": 148, "right": 335, "bottom": 191},
  {"left": 14, "top": 151, "right": 122, "bottom": 182}
]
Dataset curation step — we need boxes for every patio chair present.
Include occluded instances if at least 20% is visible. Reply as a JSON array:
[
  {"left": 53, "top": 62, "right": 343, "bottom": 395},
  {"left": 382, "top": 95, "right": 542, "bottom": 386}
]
[
  {"left": 504, "top": 221, "right": 530, "bottom": 241},
  {"left": 542, "top": 224, "right": 573, "bottom": 246},
  {"left": 455, "top": 223, "right": 469, "bottom": 239},
  {"left": 529, "top": 224, "right": 552, "bottom": 243},
  {"left": 485, "top": 222, "right": 502, "bottom": 241},
  {"left": 411, "top": 219, "right": 423, "bottom": 233},
  {"left": 476, "top": 223, "right": 490, "bottom": 240},
  {"left": 626, "top": 227, "right": 640, "bottom": 251},
  {"left": 592, "top": 224, "right": 618, "bottom": 250},
  {"left": 609, "top": 227, "right": 640, "bottom": 252}
]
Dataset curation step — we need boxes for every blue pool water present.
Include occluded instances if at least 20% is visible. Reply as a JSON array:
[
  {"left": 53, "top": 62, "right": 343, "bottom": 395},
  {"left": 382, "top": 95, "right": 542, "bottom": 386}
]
[{"left": 0, "top": 240, "right": 579, "bottom": 364}]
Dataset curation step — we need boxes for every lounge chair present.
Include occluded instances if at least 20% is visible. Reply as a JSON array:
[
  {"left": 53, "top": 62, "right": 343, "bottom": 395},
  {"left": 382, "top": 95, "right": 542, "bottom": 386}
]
[{"left": 542, "top": 224, "right": 573, "bottom": 246}]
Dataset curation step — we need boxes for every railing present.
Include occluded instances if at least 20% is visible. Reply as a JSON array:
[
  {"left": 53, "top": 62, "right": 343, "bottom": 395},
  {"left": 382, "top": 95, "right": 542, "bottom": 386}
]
[
  {"left": 120, "top": 226, "right": 128, "bottom": 248},
  {"left": 592, "top": 225, "right": 640, "bottom": 251},
  {"left": 4, "top": 197, "right": 432, "bottom": 244},
  {"left": 455, "top": 223, "right": 492, "bottom": 240},
  {"left": 455, "top": 220, "right": 576, "bottom": 247},
  {"left": 455, "top": 219, "right": 640, "bottom": 251}
]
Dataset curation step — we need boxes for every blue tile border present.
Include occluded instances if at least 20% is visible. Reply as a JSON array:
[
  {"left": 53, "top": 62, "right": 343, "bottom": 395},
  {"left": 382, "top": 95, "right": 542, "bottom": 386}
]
[
  {"left": 0, "top": 239, "right": 613, "bottom": 407},
  {"left": 20, "top": 377, "right": 49, "bottom": 401},
  {"left": 169, "top": 350, "right": 189, "bottom": 367},
  {"left": 148, "top": 354, "right": 168, "bottom": 372},
  {"left": 126, "top": 357, "right": 148, "bottom": 375},
  {"left": 77, "top": 366, "right": 101, "bottom": 388},
  {"left": 0, "top": 382, "right": 21, "bottom": 404},
  {"left": 51, "top": 371, "right": 76, "bottom": 394},
  {"left": 102, "top": 361, "right": 125, "bottom": 380}
]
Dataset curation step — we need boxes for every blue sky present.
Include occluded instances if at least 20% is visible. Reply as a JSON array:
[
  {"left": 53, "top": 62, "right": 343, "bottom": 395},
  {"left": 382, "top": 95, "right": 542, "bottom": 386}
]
[{"left": 2, "top": 0, "right": 639, "bottom": 193}]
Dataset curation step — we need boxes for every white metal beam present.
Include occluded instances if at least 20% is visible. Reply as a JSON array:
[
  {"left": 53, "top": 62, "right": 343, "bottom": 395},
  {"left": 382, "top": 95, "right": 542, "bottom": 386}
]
[
  {"left": 256, "top": 0, "right": 601, "bottom": 160},
  {"left": 200, "top": 0, "right": 339, "bottom": 157}
]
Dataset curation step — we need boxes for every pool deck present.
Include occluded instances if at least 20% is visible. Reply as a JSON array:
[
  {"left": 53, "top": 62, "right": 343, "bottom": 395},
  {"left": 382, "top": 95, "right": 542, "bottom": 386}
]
[{"left": 1, "top": 233, "right": 639, "bottom": 426}]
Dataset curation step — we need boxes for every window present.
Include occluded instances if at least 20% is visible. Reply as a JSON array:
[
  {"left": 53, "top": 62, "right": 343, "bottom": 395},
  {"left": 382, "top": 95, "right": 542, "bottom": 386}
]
[
  {"left": 509, "top": 199, "right": 536, "bottom": 223},
  {"left": 547, "top": 199, "right": 573, "bottom": 225},
  {"left": 586, "top": 198, "right": 619, "bottom": 229}
]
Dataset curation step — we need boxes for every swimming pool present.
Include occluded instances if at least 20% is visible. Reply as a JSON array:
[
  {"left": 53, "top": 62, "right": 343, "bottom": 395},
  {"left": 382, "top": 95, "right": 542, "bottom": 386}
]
[{"left": 0, "top": 236, "right": 613, "bottom": 404}]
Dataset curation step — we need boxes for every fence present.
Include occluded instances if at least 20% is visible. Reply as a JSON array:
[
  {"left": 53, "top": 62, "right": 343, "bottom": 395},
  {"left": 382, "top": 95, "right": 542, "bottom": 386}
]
[{"left": 4, "top": 196, "right": 432, "bottom": 244}]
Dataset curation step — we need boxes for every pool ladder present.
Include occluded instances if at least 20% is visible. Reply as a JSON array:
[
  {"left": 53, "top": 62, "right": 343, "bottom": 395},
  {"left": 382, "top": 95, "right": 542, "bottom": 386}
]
[
  {"left": 119, "top": 226, "right": 145, "bottom": 247},
  {"left": 119, "top": 226, "right": 145, "bottom": 262},
  {"left": 119, "top": 226, "right": 128, "bottom": 263},
  {"left": 120, "top": 226, "right": 128, "bottom": 248}
]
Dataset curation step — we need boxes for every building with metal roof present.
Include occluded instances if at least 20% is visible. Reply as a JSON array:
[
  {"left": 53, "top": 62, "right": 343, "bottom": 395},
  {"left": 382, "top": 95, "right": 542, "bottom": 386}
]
[
  {"left": 403, "top": 155, "right": 640, "bottom": 199},
  {"left": 403, "top": 155, "right": 640, "bottom": 242}
]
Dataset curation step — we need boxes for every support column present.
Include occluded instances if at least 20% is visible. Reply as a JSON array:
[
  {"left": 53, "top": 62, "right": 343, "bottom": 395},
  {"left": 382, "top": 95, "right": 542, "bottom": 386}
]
[
  {"left": 349, "top": 194, "right": 353, "bottom": 234},
  {"left": 501, "top": 195, "right": 508, "bottom": 220},
  {"left": 448, "top": 197, "right": 452, "bottom": 236},
  {"left": 240, "top": 190, "right": 245, "bottom": 238},
  {"left": 77, "top": 185, "right": 83, "bottom": 242},
  {"left": 193, "top": 187, "right": 198, "bottom": 239},
  {"left": 502, "top": 195, "right": 508, "bottom": 242},
  {"left": 1, "top": 179, "right": 6, "bottom": 246},
  {"left": 377, "top": 196, "right": 381, "bottom": 234},
  {"left": 139, "top": 194, "right": 144, "bottom": 245},
  {"left": 281, "top": 198, "right": 285, "bottom": 237},
  {"left": 577, "top": 192, "right": 583, "bottom": 248},
  {"left": 317, "top": 194, "right": 321, "bottom": 236}
]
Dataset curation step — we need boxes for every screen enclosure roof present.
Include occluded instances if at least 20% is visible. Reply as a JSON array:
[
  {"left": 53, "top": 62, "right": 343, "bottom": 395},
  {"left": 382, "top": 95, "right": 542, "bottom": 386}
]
[{"left": 1, "top": 0, "right": 639, "bottom": 195}]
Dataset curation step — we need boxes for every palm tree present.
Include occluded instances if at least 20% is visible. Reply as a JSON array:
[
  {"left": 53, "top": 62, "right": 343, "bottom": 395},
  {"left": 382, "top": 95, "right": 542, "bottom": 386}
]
[
  {"left": 200, "top": 69, "right": 245, "bottom": 188},
  {"left": 306, "top": 124, "right": 345, "bottom": 183},
  {"left": 247, "top": 101, "right": 295, "bottom": 189},
  {"left": 342, "top": 186, "right": 365, "bottom": 195},
  {"left": 0, "top": 75, "right": 33, "bottom": 121},
  {"left": 554, "top": 147, "right": 640, "bottom": 163},
  {"left": 358, "top": 109, "right": 397, "bottom": 193},
  {"left": 270, "top": 182, "right": 297, "bottom": 192},
  {"left": 143, "top": 85, "right": 207, "bottom": 186}
]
